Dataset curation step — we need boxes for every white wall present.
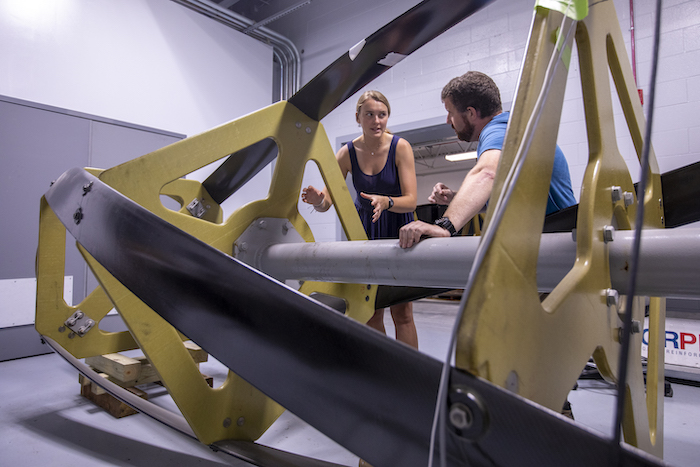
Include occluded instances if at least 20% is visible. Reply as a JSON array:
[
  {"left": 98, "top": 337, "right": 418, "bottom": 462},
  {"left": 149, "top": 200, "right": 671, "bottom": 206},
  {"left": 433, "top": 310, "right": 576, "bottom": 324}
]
[
  {"left": 0, "top": 0, "right": 273, "bottom": 137},
  {"left": 0, "top": 0, "right": 276, "bottom": 214},
  {"left": 283, "top": 0, "right": 700, "bottom": 241}
]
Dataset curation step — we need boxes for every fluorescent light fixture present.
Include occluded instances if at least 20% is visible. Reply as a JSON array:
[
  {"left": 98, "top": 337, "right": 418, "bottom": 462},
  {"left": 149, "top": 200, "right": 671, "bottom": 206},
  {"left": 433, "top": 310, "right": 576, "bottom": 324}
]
[{"left": 445, "top": 151, "right": 477, "bottom": 162}]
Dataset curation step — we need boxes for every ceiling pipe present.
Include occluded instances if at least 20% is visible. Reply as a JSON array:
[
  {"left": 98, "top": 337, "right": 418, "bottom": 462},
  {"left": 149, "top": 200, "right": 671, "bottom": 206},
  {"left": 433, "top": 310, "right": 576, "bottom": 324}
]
[
  {"left": 172, "top": 0, "right": 302, "bottom": 100},
  {"left": 243, "top": 0, "right": 312, "bottom": 34}
]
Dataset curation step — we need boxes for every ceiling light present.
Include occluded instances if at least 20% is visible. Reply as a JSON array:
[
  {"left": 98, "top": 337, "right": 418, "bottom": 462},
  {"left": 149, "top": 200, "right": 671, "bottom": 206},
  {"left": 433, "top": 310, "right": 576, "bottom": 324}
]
[{"left": 445, "top": 151, "right": 477, "bottom": 162}]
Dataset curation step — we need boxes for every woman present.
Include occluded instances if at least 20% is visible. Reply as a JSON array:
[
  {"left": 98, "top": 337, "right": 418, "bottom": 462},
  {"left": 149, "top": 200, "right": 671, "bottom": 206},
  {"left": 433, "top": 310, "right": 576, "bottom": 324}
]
[{"left": 301, "top": 90, "right": 419, "bottom": 348}]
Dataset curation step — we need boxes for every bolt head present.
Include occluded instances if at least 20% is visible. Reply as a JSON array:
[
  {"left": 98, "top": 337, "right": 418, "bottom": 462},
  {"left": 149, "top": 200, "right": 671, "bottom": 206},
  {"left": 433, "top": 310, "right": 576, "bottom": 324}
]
[
  {"left": 449, "top": 403, "right": 473, "bottom": 430},
  {"left": 611, "top": 186, "right": 622, "bottom": 203},
  {"left": 603, "top": 225, "right": 615, "bottom": 243},
  {"left": 623, "top": 192, "right": 634, "bottom": 207}
]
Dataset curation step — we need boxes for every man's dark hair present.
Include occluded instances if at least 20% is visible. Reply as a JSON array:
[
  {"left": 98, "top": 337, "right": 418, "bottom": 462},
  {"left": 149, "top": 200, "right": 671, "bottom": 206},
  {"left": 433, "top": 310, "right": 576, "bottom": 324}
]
[{"left": 441, "top": 71, "right": 502, "bottom": 117}]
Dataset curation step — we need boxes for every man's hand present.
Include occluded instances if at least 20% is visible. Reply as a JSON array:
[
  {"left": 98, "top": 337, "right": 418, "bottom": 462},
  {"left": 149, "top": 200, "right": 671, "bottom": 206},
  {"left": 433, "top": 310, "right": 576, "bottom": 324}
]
[
  {"left": 399, "top": 220, "right": 450, "bottom": 249},
  {"left": 428, "top": 182, "right": 454, "bottom": 205}
]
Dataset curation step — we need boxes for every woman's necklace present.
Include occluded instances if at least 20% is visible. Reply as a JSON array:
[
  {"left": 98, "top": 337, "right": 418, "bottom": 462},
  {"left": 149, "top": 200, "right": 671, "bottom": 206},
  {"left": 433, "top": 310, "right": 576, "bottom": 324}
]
[{"left": 367, "top": 135, "right": 383, "bottom": 156}]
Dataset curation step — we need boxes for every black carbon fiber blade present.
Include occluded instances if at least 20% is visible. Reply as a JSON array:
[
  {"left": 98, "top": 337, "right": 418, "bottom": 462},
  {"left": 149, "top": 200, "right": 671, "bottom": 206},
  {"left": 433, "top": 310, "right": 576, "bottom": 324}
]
[
  {"left": 661, "top": 160, "right": 700, "bottom": 228},
  {"left": 288, "top": 0, "right": 493, "bottom": 121},
  {"left": 543, "top": 161, "right": 700, "bottom": 233},
  {"left": 202, "top": 138, "right": 278, "bottom": 205},
  {"left": 44, "top": 168, "right": 666, "bottom": 467}
]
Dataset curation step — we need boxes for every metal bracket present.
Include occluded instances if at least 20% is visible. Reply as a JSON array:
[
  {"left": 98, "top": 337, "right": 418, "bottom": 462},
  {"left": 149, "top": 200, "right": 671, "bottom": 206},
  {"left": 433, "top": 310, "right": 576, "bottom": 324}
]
[
  {"left": 186, "top": 198, "right": 210, "bottom": 218},
  {"left": 233, "top": 218, "right": 305, "bottom": 282},
  {"left": 63, "top": 310, "right": 95, "bottom": 337}
]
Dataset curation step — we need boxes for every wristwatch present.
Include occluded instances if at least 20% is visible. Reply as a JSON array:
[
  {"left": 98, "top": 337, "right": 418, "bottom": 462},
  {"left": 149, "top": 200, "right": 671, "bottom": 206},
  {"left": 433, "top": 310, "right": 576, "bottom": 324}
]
[
  {"left": 387, "top": 196, "right": 394, "bottom": 209},
  {"left": 434, "top": 216, "right": 457, "bottom": 236}
]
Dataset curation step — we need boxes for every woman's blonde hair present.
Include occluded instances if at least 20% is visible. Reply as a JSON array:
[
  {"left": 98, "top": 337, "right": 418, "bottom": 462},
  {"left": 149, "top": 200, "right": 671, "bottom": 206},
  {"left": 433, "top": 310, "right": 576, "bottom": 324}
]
[{"left": 355, "top": 90, "right": 391, "bottom": 118}]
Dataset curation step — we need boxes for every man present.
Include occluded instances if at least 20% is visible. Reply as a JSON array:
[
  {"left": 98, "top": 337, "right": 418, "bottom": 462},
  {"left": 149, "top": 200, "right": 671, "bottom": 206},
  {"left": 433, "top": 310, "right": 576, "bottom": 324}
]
[{"left": 399, "top": 71, "right": 576, "bottom": 248}]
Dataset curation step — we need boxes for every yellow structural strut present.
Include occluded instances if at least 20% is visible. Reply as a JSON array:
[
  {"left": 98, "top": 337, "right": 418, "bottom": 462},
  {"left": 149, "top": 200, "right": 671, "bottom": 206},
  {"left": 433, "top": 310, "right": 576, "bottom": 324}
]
[{"left": 456, "top": 0, "right": 664, "bottom": 457}]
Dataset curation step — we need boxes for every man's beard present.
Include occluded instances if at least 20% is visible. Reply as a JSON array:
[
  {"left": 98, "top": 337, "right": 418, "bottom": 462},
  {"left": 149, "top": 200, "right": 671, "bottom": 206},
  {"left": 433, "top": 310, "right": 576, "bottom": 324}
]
[{"left": 455, "top": 120, "right": 474, "bottom": 142}]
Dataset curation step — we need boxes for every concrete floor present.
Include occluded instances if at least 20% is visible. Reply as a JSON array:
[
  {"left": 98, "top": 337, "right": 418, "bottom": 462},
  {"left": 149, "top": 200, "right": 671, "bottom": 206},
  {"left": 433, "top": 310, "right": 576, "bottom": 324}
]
[{"left": 1, "top": 298, "right": 699, "bottom": 466}]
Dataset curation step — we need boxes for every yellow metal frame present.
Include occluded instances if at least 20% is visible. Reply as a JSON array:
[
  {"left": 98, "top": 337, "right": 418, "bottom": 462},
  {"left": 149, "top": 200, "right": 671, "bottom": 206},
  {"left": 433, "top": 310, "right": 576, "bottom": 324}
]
[
  {"left": 456, "top": 1, "right": 664, "bottom": 456},
  {"left": 36, "top": 101, "right": 377, "bottom": 444}
]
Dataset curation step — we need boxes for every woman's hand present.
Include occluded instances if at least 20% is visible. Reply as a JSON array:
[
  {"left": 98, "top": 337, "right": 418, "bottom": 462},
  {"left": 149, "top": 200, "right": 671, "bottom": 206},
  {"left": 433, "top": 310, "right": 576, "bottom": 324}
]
[
  {"left": 360, "top": 192, "right": 391, "bottom": 223},
  {"left": 302, "top": 186, "right": 325, "bottom": 209}
]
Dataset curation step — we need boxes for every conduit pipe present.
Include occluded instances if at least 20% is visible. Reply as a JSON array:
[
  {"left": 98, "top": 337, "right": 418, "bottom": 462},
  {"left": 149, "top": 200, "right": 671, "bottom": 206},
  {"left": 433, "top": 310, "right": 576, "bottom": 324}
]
[
  {"left": 172, "top": 0, "right": 302, "bottom": 99},
  {"left": 258, "top": 228, "right": 700, "bottom": 299}
]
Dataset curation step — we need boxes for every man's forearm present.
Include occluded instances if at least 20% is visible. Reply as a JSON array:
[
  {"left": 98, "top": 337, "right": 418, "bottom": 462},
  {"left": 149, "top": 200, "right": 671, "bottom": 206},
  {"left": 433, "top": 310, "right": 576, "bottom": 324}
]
[{"left": 443, "top": 173, "right": 493, "bottom": 232}]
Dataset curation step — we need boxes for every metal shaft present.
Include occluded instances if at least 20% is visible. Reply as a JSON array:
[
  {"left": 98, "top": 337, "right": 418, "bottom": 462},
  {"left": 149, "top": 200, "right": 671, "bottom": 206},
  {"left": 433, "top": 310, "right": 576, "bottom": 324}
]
[{"left": 259, "top": 228, "right": 700, "bottom": 299}]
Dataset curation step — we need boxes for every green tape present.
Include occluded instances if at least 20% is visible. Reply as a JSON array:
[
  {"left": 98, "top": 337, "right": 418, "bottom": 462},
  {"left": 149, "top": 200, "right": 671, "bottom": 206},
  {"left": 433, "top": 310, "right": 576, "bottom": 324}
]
[
  {"left": 551, "top": 28, "right": 572, "bottom": 70},
  {"left": 536, "top": 0, "right": 588, "bottom": 20}
]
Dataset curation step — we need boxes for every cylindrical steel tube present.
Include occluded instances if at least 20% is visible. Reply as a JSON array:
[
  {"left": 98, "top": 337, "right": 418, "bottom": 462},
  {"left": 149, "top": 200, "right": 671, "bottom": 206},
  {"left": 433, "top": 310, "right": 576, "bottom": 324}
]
[{"left": 259, "top": 228, "right": 700, "bottom": 299}]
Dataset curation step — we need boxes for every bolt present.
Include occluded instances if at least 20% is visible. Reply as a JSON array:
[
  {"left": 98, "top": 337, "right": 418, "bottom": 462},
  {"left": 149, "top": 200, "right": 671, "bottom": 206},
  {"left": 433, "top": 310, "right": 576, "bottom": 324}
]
[
  {"left": 618, "top": 322, "right": 641, "bottom": 341},
  {"left": 305, "top": 127, "right": 312, "bottom": 134},
  {"left": 237, "top": 417, "right": 245, "bottom": 426},
  {"left": 239, "top": 242, "right": 248, "bottom": 252},
  {"left": 223, "top": 417, "right": 232, "bottom": 428},
  {"left": 623, "top": 192, "right": 634, "bottom": 207},
  {"left": 603, "top": 225, "right": 615, "bottom": 243},
  {"left": 611, "top": 186, "right": 622, "bottom": 203},
  {"left": 77, "top": 326, "right": 88, "bottom": 335},
  {"left": 58, "top": 326, "right": 66, "bottom": 333},
  {"left": 366, "top": 284, "right": 371, "bottom": 290},
  {"left": 282, "top": 223, "right": 289, "bottom": 234},
  {"left": 295, "top": 122, "right": 302, "bottom": 129},
  {"left": 631, "top": 320, "right": 642, "bottom": 334},
  {"left": 66, "top": 317, "right": 77, "bottom": 326},
  {"left": 75, "top": 311, "right": 84, "bottom": 319},
  {"left": 449, "top": 403, "right": 473, "bottom": 430},
  {"left": 257, "top": 219, "right": 267, "bottom": 229},
  {"left": 73, "top": 208, "right": 83, "bottom": 225},
  {"left": 606, "top": 289, "right": 619, "bottom": 307},
  {"left": 365, "top": 296, "right": 369, "bottom": 302}
]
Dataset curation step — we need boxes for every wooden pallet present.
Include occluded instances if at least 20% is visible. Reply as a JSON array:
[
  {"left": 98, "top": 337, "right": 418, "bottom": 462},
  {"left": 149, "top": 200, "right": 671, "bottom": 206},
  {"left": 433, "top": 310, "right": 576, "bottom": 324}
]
[{"left": 79, "top": 341, "right": 212, "bottom": 418}]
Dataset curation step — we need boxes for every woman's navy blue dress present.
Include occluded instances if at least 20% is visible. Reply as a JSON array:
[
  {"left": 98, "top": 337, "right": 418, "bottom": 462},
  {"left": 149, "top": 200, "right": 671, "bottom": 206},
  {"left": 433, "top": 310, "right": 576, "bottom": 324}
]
[{"left": 348, "top": 134, "right": 414, "bottom": 240}]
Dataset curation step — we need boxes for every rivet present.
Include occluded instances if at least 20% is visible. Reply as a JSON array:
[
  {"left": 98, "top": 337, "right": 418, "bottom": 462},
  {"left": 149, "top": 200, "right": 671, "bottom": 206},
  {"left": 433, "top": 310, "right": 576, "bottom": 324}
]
[
  {"left": 223, "top": 417, "right": 232, "bottom": 428},
  {"left": 237, "top": 417, "right": 245, "bottom": 426}
]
